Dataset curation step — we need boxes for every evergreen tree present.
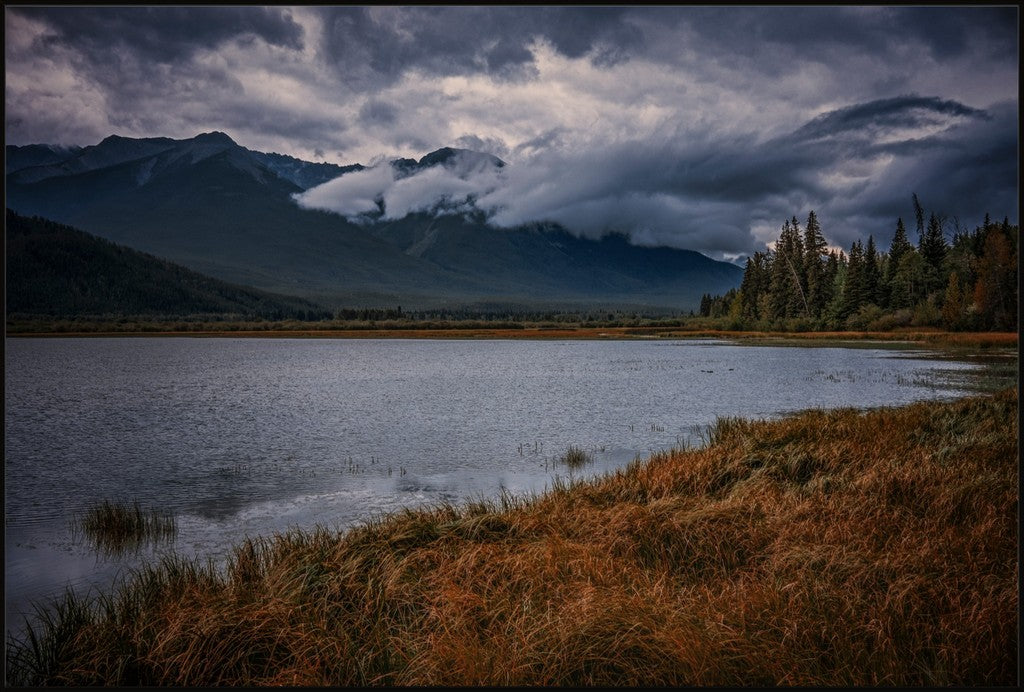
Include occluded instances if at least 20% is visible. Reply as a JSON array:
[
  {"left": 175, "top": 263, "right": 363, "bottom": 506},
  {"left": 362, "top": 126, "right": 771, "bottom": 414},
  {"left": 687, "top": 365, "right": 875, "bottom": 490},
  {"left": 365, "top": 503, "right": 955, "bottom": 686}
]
[
  {"left": 823, "top": 249, "right": 840, "bottom": 309},
  {"left": 883, "top": 217, "right": 913, "bottom": 307},
  {"left": 699, "top": 293, "right": 713, "bottom": 317},
  {"left": 739, "top": 251, "right": 770, "bottom": 321},
  {"left": 767, "top": 246, "right": 786, "bottom": 321},
  {"left": 887, "top": 217, "right": 913, "bottom": 273},
  {"left": 786, "top": 216, "right": 807, "bottom": 317},
  {"left": 863, "top": 235, "right": 880, "bottom": 306},
  {"left": 919, "top": 213, "right": 948, "bottom": 292},
  {"left": 890, "top": 251, "right": 927, "bottom": 310},
  {"left": 841, "top": 240, "right": 865, "bottom": 319},
  {"left": 712, "top": 208, "right": 1015, "bottom": 333},
  {"left": 823, "top": 251, "right": 847, "bottom": 327},
  {"left": 944, "top": 224, "right": 978, "bottom": 296},
  {"left": 708, "top": 288, "right": 738, "bottom": 318},
  {"left": 739, "top": 256, "right": 759, "bottom": 320},
  {"left": 768, "top": 218, "right": 807, "bottom": 319},
  {"left": 803, "top": 210, "right": 828, "bottom": 319}
]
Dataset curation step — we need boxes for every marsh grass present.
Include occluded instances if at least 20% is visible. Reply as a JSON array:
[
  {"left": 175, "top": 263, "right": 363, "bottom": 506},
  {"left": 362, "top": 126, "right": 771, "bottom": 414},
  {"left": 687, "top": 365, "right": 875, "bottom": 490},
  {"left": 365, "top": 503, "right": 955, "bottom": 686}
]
[
  {"left": 559, "top": 445, "right": 592, "bottom": 469},
  {"left": 75, "top": 500, "right": 177, "bottom": 555},
  {"left": 6, "top": 389, "right": 1017, "bottom": 686}
]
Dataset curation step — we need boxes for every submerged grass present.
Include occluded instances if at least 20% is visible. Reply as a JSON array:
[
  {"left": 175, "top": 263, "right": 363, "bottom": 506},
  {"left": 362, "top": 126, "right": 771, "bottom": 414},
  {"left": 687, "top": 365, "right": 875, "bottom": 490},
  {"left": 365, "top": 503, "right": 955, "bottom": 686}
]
[
  {"left": 75, "top": 500, "right": 177, "bottom": 555},
  {"left": 7, "top": 389, "right": 1018, "bottom": 686},
  {"left": 559, "top": 445, "right": 592, "bottom": 469}
]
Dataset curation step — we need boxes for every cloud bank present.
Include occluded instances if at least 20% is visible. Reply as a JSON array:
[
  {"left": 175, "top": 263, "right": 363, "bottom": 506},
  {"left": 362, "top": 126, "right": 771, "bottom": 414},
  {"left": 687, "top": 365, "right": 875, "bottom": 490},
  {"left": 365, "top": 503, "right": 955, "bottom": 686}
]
[
  {"left": 296, "top": 95, "right": 1017, "bottom": 258},
  {"left": 5, "top": 5, "right": 1018, "bottom": 258}
]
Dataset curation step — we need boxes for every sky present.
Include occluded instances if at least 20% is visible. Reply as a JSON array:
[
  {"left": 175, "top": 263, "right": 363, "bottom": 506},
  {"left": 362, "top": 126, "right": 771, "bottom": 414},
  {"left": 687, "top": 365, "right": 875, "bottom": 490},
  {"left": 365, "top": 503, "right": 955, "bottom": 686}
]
[{"left": 4, "top": 5, "right": 1019, "bottom": 260}]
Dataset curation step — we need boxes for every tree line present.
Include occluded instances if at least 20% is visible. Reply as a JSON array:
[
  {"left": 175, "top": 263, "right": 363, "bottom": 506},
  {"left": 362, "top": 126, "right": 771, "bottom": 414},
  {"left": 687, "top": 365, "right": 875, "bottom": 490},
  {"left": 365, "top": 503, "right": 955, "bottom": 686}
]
[{"left": 699, "top": 196, "right": 1018, "bottom": 332}]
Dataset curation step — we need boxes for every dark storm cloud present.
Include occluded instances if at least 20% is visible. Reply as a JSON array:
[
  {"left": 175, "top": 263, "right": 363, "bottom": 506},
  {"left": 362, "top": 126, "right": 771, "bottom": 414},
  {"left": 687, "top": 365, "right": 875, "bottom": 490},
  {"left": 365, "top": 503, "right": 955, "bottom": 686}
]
[
  {"left": 298, "top": 95, "right": 1016, "bottom": 257},
  {"left": 6, "top": 6, "right": 1017, "bottom": 258},
  {"left": 18, "top": 5, "right": 1007, "bottom": 93},
  {"left": 892, "top": 6, "right": 1018, "bottom": 59},
  {"left": 314, "top": 6, "right": 1016, "bottom": 88},
  {"left": 822, "top": 101, "right": 1019, "bottom": 240},
  {"left": 512, "top": 94, "right": 1006, "bottom": 233},
  {"left": 792, "top": 96, "right": 986, "bottom": 143},
  {"left": 647, "top": 6, "right": 1016, "bottom": 67},
  {"left": 703, "top": 96, "right": 1017, "bottom": 250},
  {"left": 358, "top": 99, "right": 399, "bottom": 126},
  {"left": 5, "top": 6, "right": 341, "bottom": 156},
  {"left": 11, "top": 6, "right": 304, "bottom": 63},
  {"left": 319, "top": 6, "right": 642, "bottom": 86}
]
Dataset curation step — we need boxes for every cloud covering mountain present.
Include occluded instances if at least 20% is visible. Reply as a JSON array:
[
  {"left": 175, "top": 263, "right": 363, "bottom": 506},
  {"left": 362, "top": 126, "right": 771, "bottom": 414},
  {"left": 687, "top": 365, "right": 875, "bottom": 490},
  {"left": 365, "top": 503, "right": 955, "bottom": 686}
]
[
  {"left": 6, "top": 132, "right": 744, "bottom": 311},
  {"left": 296, "top": 95, "right": 1016, "bottom": 258},
  {"left": 5, "top": 6, "right": 1018, "bottom": 258}
]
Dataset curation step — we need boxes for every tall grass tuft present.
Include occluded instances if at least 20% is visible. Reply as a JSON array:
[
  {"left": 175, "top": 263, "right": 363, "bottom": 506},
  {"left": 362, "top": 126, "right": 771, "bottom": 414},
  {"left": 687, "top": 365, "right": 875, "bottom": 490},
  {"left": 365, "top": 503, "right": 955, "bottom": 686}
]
[
  {"left": 6, "top": 389, "right": 1017, "bottom": 686},
  {"left": 559, "top": 445, "right": 592, "bottom": 469},
  {"left": 76, "top": 499, "right": 177, "bottom": 555}
]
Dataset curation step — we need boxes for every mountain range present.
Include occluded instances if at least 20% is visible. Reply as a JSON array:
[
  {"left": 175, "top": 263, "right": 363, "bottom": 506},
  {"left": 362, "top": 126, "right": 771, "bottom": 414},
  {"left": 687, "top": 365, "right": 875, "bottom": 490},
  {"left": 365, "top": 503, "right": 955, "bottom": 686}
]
[{"left": 5, "top": 132, "right": 743, "bottom": 311}]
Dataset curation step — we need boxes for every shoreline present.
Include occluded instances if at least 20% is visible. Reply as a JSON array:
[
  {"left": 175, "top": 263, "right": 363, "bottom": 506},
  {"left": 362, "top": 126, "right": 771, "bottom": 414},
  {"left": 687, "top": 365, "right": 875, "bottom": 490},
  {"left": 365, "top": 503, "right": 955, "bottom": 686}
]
[
  {"left": 5, "top": 326, "right": 1019, "bottom": 349},
  {"left": 7, "top": 388, "right": 1017, "bottom": 686}
]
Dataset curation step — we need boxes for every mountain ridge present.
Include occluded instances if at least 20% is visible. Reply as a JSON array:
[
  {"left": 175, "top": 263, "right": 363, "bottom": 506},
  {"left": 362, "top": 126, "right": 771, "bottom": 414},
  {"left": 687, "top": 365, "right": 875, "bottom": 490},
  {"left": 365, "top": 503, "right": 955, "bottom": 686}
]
[
  {"left": 5, "top": 209, "right": 332, "bottom": 319},
  {"left": 5, "top": 132, "right": 743, "bottom": 311}
]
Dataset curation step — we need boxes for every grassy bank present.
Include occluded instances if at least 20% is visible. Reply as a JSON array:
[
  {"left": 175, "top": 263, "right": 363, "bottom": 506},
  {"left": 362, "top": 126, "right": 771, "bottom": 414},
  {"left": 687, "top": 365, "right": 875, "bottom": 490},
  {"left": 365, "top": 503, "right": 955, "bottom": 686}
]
[{"left": 6, "top": 389, "right": 1018, "bottom": 686}]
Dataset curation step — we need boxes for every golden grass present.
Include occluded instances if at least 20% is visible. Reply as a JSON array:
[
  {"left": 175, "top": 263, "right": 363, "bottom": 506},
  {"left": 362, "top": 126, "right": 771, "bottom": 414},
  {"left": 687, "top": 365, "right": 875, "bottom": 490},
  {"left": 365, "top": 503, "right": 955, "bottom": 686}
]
[{"left": 7, "top": 389, "right": 1018, "bottom": 686}]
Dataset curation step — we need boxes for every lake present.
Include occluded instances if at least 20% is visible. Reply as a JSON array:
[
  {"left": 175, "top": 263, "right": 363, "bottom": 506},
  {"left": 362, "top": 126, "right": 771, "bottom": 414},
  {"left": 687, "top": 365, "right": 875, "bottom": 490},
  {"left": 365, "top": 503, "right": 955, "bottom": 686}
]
[{"left": 3, "top": 337, "right": 991, "bottom": 631}]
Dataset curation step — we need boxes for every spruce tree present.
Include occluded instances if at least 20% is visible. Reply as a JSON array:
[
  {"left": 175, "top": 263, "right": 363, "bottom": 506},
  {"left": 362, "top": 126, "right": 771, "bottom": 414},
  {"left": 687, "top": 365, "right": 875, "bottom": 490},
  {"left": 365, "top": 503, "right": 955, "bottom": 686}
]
[
  {"left": 739, "top": 251, "right": 770, "bottom": 321},
  {"left": 823, "top": 250, "right": 847, "bottom": 327},
  {"left": 803, "top": 211, "right": 828, "bottom": 319},
  {"left": 863, "top": 235, "right": 880, "bottom": 306},
  {"left": 768, "top": 218, "right": 807, "bottom": 319},
  {"left": 769, "top": 221, "right": 795, "bottom": 320},
  {"left": 920, "top": 213, "right": 948, "bottom": 292},
  {"left": 823, "top": 249, "right": 839, "bottom": 308},
  {"left": 884, "top": 217, "right": 913, "bottom": 307},
  {"left": 890, "top": 250, "right": 926, "bottom": 310},
  {"left": 699, "top": 293, "right": 712, "bottom": 317},
  {"left": 887, "top": 217, "right": 913, "bottom": 272},
  {"left": 841, "top": 240, "right": 865, "bottom": 319},
  {"left": 739, "top": 256, "right": 758, "bottom": 320}
]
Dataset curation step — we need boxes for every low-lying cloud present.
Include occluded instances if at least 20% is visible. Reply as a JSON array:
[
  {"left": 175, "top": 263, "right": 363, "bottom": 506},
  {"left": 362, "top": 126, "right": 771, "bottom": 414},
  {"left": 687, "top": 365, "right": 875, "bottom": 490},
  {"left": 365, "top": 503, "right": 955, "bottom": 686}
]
[
  {"left": 297, "top": 150, "right": 506, "bottom": 222},
  {"left": 296, "top": 95, "right": 1016, "bottom": 258}
]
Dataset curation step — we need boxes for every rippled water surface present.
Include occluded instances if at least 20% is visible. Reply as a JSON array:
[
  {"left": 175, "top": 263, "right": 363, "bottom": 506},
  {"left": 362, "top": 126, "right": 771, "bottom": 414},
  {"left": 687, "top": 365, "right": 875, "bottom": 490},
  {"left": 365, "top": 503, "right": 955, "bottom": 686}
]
[{"left": 4, "top": 337, "right": 986, "bottom": 629}]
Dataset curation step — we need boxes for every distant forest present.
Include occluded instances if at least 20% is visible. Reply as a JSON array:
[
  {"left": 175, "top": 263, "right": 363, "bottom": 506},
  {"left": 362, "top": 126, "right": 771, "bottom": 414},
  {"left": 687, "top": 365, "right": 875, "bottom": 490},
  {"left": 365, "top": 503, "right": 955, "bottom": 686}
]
[
  {"left": 5, "top": 210, "right": 332, "bottom": 321},
  {"left": 700, "top": 196, "right": 1018, "bottom": 332}
]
